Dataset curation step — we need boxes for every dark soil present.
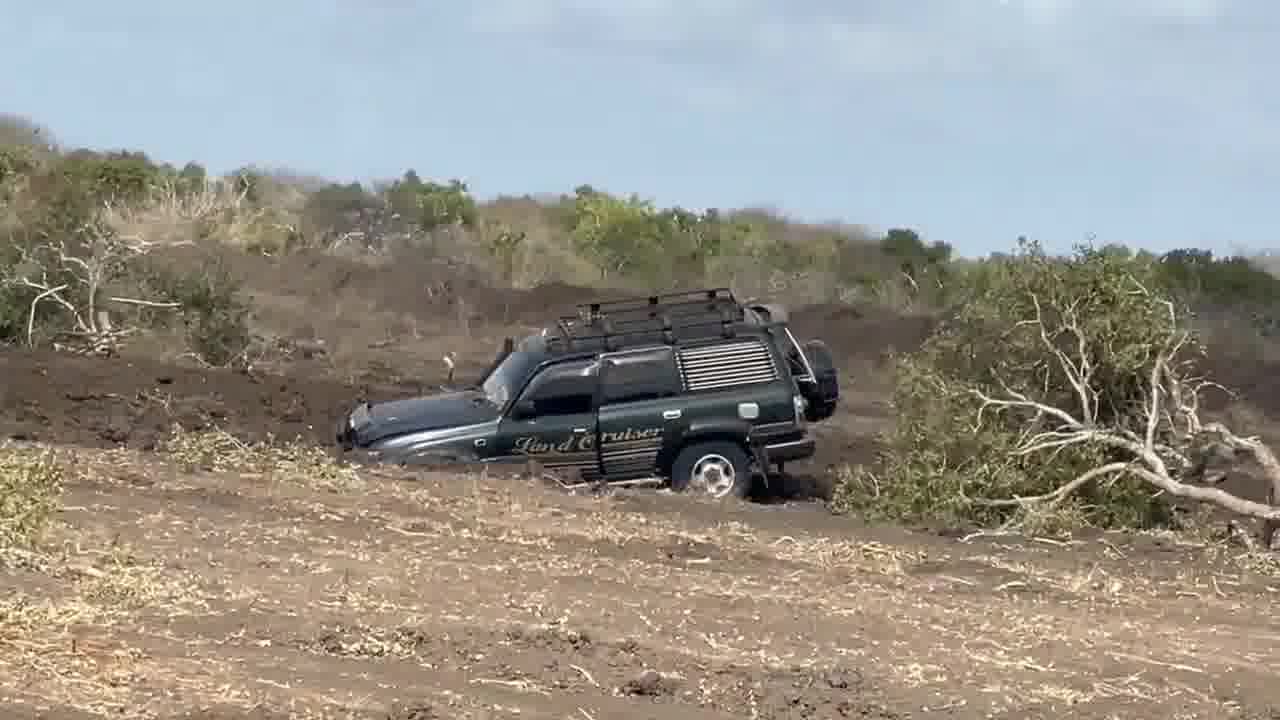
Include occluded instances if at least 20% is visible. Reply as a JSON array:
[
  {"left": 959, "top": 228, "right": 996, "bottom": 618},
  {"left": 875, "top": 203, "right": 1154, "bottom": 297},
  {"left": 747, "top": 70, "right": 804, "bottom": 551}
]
[{"left": 2, "top": 251, "right": 1279, "bottom": 719}]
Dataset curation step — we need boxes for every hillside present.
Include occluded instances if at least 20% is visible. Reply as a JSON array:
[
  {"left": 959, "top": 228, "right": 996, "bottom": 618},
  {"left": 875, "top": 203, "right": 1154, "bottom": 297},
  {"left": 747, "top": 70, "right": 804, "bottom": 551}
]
[{"left": 2, "top": 115, "right": 1280, "bottom": 719}]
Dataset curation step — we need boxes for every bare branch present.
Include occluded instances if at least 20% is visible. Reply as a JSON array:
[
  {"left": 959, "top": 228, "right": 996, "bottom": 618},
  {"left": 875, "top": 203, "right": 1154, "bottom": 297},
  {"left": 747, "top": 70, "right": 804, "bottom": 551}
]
[
  {"left": 971, "top": 386, "right": 1080, "bottom": 431},
  {"left": 974, "top": 462, "right": 1133, "bottom": 508},
  {"left": 106, "top": 296, "right": 180, "bottom": 309},
  {"left": 25, "top": 282, "right": 68, "bottom": 347},
  {"left": 1027, "top": 293, "right": 1097, "bottom": 426},
  {"left": 1144, "top": 343, "right": 1165, "bottom": 452},
  {"left": 1127, "top": 465, "right": 1280, "bottom": 521}
]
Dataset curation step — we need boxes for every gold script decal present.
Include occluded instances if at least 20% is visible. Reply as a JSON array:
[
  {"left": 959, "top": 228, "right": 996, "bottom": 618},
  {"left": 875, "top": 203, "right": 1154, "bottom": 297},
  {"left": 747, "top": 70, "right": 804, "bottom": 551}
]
[
  {"left": 512, "top": 427, "right": 663, "bottom": 455},
  {"left": 513, "top": 435, "right": 592, "bottom": 454},
  {"left": 601, "top": 427, "right": 662, "bottom": 444}
]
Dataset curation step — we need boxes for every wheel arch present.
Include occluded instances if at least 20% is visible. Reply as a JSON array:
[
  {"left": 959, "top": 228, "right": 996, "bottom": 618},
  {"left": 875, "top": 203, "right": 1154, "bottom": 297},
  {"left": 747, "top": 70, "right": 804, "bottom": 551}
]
[{"left": 657, "top": 420, "right": 753, "bottom": 476}]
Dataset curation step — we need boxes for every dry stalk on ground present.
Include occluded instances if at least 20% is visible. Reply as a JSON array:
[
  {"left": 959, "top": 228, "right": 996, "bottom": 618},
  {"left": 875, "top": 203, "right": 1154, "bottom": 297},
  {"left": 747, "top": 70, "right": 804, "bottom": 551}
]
[
  {"left": 1, "top": 223, "right": 179, "bottom": 354},
  {"left": 970, "top": 282, "right": 1280, "bottom": 548}
]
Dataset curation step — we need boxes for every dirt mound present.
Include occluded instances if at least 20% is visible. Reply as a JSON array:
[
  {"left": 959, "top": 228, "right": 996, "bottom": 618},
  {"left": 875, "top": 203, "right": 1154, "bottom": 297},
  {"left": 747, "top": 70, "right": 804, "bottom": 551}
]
[
  {"left": 169, "top": 245, "right": 490, "bottom": 322},
  {"left": 1199, "top": 348, "right": 1280, "bottom": 421},
  {"left": 0, "top": 348, "right": 421, "bottom": 451},
  {"left": 173, "top": 244, "right": 602, "bottom": 338},
  {"left": 789, "top": 302, "right": 937, "bottom": 367},
  {"left": 472, "top": 280, "right": 601, "bottom": 326}
]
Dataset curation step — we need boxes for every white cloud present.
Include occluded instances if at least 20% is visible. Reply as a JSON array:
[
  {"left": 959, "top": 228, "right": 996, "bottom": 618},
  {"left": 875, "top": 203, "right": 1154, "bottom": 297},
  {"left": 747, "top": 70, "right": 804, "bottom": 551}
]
[
  {"left": 455, "top": 0, "right": 1269, "bottom": 162},
  {"left": 458, "top": 0, "right": 1234, "bottom": 79},
  {"left": 1003, "top": 0, "right": 1228, "bottom": 23}
]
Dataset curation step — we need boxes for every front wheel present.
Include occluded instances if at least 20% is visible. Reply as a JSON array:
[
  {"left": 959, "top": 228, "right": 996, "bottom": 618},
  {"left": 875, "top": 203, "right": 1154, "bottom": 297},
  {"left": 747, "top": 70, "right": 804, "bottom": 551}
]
[{"left": 669, "top": 441, "right": 752, "bottom": 500}]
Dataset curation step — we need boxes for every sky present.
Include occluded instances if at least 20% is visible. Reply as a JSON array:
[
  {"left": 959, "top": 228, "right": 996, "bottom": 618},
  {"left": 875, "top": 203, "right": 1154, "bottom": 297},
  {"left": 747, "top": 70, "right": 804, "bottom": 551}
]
[{"left": 1, "top": 0, "right": 1276, "bottom": 258}]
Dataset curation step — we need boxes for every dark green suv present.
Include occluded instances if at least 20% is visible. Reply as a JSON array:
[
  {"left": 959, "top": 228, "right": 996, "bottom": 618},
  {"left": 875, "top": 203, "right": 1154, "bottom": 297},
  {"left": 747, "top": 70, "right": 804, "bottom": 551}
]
[{"left": 336, "top": 288, "right": 839, "bottom": 499}]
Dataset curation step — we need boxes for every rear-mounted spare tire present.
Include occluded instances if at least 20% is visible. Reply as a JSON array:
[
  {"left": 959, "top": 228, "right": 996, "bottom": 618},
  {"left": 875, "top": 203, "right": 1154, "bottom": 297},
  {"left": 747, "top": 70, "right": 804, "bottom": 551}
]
[{"left": 800, "top": 339, "right": 839, "bottom": 422}]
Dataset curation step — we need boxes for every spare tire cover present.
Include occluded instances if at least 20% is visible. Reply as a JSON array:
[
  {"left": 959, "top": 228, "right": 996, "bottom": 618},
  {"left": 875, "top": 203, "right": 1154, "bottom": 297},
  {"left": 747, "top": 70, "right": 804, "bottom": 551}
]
[{"left": 801, "top": 339, "right": 839, "bottom": 422}]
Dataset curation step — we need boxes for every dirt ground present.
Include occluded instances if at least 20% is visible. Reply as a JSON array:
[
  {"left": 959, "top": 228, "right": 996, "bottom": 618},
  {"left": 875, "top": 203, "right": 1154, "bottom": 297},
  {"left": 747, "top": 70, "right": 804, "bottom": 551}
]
[
  {"left": 2, "top": 247, "right": 1280, "bottom": 718},
  {"left": 2, "top": 445, "right": 1279, "bottom": 719}
]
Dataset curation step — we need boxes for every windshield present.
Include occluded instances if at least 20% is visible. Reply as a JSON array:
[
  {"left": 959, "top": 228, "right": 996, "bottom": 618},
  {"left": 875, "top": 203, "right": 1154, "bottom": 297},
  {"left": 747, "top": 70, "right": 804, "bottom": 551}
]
[{"left": 480, "top": 350, "right": 543, "bottom": 408}]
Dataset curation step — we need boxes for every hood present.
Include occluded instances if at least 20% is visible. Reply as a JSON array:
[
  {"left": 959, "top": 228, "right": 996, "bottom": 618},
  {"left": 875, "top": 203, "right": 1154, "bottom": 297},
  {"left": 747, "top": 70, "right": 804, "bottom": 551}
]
[{"left": 355, "top": 390, "right": 499, "bottom": 445}]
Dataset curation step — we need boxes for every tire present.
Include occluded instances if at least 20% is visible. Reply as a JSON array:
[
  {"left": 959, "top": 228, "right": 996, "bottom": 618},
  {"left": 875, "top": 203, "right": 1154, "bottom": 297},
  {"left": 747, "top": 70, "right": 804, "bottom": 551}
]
[{"left": 669, "top": 441, "right": 753, "bottom": 500}]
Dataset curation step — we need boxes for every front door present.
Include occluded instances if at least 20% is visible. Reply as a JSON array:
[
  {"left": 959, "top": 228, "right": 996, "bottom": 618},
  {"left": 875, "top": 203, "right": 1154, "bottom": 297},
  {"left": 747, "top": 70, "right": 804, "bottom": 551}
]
[
  {"left": 494, "top": 358, "right": 601, "bottom": 483},
  {"left": 596, "top": 347, "right": 686, "bottom": 481}
]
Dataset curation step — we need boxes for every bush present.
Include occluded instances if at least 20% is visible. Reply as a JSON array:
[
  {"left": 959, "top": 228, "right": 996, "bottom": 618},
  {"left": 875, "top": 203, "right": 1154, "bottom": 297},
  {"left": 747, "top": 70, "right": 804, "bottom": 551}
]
[
  {"left": 561, "top": 185, "right": 757, "bottom": 287},
  {"left": 832, "top": 239, "right": 1187, "bottom": 533},
  {"left": 138, "top": 253, "right": 252, "bottom": 366},
  {"left": 1155, "top": 248, "right": 1280, "bottom": 336},
  {"left": 384, "top": 172, "right": 478, "bottom": 231},
  {"left": 0, "top": 446, "right": 63, "bottom": 549},
  {"left": 300, "top": 181, "right": 384, "bottom": 244},
  {"left": 5, "top": 116, "right": 959, "bottom": 307}
]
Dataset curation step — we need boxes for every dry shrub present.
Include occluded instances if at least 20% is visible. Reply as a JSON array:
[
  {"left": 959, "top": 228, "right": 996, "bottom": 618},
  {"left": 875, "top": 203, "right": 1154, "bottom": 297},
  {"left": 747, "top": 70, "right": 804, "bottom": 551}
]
[
  {"left": 0, "top": 445, "right": 64, "bottom": 549},
  {"left": 161, "top": 425, "right": 362, "bottom": 492}
]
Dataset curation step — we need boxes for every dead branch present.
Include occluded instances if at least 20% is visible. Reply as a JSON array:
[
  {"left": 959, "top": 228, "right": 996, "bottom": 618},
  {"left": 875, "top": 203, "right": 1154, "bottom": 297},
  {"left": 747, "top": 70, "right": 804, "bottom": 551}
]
[
  {"left": 105, "top": 296, "right": 179, "bottom": 309},
  {"left": 973, "top": 462, "right": 1133, "bottom": 508},
  {"left": 23, "top": 281, "right": 69, "bottom": 347},
  {"left": 970, "top": 284, "right": 1280, "bottom": 538},
  {"left": 2, "top": 224, "right": 180, "bottom": 354}
]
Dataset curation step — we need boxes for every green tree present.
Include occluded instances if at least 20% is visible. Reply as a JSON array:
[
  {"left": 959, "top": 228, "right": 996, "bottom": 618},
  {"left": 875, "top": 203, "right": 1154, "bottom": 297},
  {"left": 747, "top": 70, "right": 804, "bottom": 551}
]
[
  {"left": 384, "top": 171, "right": 477, "bottom": 231},
  {"left": 301, "top": 181, "right": 381, "bottom": 242}
]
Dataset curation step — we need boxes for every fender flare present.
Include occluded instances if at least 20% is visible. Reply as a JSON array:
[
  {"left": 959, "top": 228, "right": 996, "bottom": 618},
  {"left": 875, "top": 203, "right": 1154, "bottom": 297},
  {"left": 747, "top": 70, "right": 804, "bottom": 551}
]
[{"left": 658, "top": 418, "right": 753, "bottom": 473}]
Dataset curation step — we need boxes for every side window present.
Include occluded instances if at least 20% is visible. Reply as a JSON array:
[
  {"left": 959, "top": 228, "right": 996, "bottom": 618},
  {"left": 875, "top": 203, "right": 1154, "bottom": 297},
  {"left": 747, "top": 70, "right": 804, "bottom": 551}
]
[
  {"left": 517, "top": 360, "right": 598, "bottom": 416},
  {"left": 601, "top": 347, "right": 682, "bottom": 405}
]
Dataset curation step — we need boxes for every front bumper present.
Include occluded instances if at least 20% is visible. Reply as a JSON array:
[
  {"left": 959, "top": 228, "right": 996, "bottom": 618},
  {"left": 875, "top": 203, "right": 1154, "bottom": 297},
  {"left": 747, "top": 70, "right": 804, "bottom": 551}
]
[
  {"left": 761, "top": 437, "right": 816, "bottom": 463},
  {"left": 335, "top": 401, "right": 374, "bottom": 451}
]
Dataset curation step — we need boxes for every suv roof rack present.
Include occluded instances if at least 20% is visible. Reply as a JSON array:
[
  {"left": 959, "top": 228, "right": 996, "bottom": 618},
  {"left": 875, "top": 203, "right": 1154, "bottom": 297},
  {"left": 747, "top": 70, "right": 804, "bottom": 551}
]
[{"left": 546, "top": 287, "right": 761, "bottom": 353}]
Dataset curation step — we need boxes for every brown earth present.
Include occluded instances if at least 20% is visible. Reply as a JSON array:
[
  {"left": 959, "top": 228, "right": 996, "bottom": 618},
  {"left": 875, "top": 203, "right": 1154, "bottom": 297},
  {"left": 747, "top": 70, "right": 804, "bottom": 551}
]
[
  {"left": 2, "top": 247, "right": 1280, "bottom": 719},
  {"left": 1, "top": 445, "right": 1278, "bottom": 720}
]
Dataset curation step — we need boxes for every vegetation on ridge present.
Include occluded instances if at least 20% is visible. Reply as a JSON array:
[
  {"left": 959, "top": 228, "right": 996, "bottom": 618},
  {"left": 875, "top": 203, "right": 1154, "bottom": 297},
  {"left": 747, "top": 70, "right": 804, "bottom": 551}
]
[{"left": 2, "top": 111, "right": 1279, "bottom": 540}]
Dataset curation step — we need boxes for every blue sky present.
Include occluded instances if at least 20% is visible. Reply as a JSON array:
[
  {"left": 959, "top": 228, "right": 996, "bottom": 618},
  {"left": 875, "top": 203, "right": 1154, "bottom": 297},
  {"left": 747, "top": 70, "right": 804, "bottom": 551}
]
[{"left": 2, "top": 0, "right": 1275, "bottom": 257}]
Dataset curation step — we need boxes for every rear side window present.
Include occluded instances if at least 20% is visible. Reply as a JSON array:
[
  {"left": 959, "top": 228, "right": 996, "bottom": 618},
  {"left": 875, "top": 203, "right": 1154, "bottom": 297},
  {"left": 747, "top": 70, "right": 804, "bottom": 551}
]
[
  {"left": 601, "top": 347, "right": 681, "bottom": 404},
  {"left": 676, "top": 339, "right": 779, "bottom": 391}
]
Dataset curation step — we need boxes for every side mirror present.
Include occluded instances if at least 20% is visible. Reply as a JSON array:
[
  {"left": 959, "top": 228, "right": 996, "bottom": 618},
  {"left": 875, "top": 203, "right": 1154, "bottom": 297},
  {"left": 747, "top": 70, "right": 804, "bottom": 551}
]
[{"left": 512, "top": 399, "right": 537, "bottom": 419}]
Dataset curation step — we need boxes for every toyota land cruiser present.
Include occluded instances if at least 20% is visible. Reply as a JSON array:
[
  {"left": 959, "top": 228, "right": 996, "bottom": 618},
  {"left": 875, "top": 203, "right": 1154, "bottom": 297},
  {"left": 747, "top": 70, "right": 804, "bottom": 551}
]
[{"left": 335, "top": 288, "right": 839, "bottom": 499}]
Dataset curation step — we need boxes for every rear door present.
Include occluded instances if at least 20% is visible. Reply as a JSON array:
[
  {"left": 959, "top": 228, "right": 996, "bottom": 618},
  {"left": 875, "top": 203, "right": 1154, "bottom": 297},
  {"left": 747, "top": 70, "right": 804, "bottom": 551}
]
[{"left": 596, "top": 346, "right": 686, "bottom": 482}]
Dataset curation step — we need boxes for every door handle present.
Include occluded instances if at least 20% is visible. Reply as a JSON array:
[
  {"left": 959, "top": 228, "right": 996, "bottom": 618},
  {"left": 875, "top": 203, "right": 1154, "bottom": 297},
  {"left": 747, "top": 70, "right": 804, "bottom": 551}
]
[
  {"left": 662, "top": 409, "right": 682, "bottom": 420},
  {"left": 572, "top": 427, "right": 588, "bottom": 434}
]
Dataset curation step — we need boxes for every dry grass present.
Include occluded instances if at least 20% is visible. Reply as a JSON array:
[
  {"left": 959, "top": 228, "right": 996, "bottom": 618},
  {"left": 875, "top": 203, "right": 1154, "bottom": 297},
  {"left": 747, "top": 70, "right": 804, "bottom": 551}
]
[
  {"left": 102, "top": 177, "right": 301, "bottom": 254},
  {"left": 0, "top": 443, "right": 64, "bottom": 549},
  {"left": 0, "top": 443, "right": 1276, "bottom": 718},
  {"left": 160, "top": 425, "right": 363, "bottom": 493}
]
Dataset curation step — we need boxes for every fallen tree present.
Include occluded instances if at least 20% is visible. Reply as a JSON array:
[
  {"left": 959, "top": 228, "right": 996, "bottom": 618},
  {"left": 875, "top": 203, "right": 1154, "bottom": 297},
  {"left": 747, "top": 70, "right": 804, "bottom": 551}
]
[
  {"left": 968, "top": 285, "right": 1279, "bottom": 544},
  {"left": 835, "top": 240, "right": 1279, "bottom": 548}
]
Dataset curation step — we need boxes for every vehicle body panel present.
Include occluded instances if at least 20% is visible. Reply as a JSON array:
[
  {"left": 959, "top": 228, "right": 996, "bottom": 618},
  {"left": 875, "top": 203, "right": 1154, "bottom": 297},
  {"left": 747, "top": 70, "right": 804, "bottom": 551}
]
[
  {"left": 355, "top": 391, "right": 499, "bottom": 446},
  {"left": 493, "top": 409, "right": 601, "bottom": 479},
  {"left": 364, "top": 419, "right": 499, "bottom": 464},
  {"left": 597, "top": 397, "right": 679, "bottom": 481}
]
